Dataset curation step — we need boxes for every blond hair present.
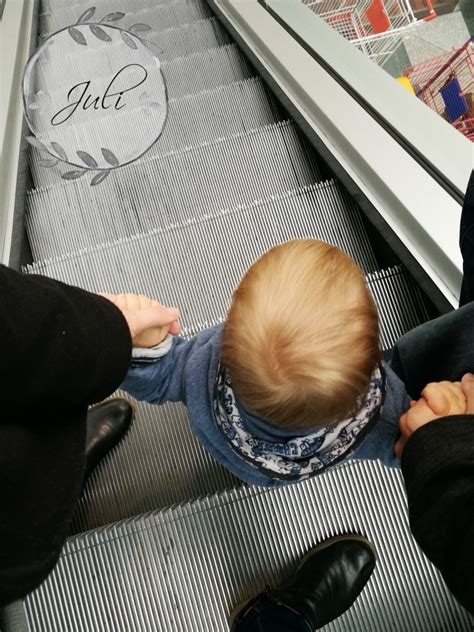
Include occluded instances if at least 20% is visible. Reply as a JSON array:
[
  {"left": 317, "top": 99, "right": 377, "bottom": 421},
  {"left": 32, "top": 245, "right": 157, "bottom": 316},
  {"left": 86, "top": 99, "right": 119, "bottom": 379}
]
[{"left": 220, "top": 240, "right": 380, "bottom": 429}]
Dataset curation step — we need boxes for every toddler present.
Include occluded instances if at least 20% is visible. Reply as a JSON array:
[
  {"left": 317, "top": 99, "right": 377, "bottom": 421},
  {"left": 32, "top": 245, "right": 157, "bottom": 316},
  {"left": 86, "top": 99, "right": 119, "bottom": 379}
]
[{"left": 108, "top": 239, "right": 410, "bottom": 486}]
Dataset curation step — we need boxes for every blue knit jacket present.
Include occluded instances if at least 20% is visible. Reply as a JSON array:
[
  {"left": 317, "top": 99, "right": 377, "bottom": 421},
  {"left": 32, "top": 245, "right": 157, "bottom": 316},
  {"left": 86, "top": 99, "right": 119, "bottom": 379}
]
[{"left": 121, "top": 324, "right": 410, "bottom": 486}]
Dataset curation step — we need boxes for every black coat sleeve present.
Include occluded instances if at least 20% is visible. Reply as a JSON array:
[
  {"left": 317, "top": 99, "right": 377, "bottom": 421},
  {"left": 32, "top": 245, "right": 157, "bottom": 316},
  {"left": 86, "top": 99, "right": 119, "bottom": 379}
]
[
  {"left": 0, "top": 264, "right": 132, "bottom": 412},
  {"left": 401, "top": 416, "right": 474, "bottom": 614}
]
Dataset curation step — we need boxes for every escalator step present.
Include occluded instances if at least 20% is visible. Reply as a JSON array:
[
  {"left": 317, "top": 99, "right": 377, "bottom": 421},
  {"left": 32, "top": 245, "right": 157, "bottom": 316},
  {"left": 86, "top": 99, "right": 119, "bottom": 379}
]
[
  {"left": 40, "top": 0, "right": 213, "bottom": 37},
  {"left": 31, "top": 41, "right": 254, "bottom": 107},
  {"left": 24, "top": 460, "right": 472, "bottom": 631},
  {"left": 26, "top": 180, "right": 378, "bottom": 321},
  {"left": 26, "top": 121, "right": 322, "bottom": 260},
  {"left": 28, "top": 77, "right": 282, "bottom": 189},
  {"left": 38, "top": 16, "right": 231, "bottom": 64},
  {"left": 40, "top": 0, "right": 204, "bottom": 33}
]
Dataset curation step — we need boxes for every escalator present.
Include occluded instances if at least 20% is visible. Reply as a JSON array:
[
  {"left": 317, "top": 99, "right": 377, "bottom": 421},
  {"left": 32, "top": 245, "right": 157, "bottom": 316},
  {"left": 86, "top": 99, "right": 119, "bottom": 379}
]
[{"left": 3, "top": 0, "right": 473, "bottom": 629}]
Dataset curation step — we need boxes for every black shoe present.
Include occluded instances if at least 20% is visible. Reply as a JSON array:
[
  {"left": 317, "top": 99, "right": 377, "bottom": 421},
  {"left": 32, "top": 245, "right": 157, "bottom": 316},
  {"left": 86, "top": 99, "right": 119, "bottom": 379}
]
[
  {"left": 230, "top": 535, "right": 376, "bottom": 632},
  {"left": 84, "top": 397, "right": 134, "bottom": 480}
]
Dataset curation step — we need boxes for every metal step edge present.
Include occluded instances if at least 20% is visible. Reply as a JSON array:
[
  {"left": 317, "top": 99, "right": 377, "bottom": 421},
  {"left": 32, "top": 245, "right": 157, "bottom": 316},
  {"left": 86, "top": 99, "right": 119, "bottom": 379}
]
[
  {"left": 25, "top": 119, "right": 314, "bottom": 194},
  {"left": 40, "top": 0, "right": 212, "bottom": 37},
  {"left": 40, "top": 0, "right": 193, "bottom": 22},
  {"left": 55, "top": 265, "right": 432, "bottom": 533},
  {"left": 31, "top": 41, "right": 254, "bottom": 110},
  {"left": 25, "top": 121, "right": 323, "bottom": 259},
  {"left": 36, "top": 16, "right": 231, "bottom": 64},
  {"left": 28, "top": 76, "right": 282, "bottom": 189},
  {"left": 24, "top": 459, "right": 473, "bottom": 632},
  {"left": 24, "top": 179, "right": 357, "bottom": 266},
  {"left": 25, "top": 177, "right": 366, "bottom": 278}
]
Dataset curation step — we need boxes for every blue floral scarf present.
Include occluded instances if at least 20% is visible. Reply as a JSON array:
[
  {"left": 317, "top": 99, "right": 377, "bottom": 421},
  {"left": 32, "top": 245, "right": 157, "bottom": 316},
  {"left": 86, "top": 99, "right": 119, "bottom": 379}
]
[{"left": 214, "top": 366, "right": 385, "bottom": 481}]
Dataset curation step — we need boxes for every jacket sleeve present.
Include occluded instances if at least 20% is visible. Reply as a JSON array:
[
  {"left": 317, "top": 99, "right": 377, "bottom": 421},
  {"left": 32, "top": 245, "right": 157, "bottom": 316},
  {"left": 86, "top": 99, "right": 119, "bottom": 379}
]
[
  {"left": 401, "top": 415, "right": 474, "bottom": 614},
  {"left": 120, "top": 336, "right": 194, "bottom": 405},
  {"left": 0, "top": 264, "right": 132, "bottom": 411}
]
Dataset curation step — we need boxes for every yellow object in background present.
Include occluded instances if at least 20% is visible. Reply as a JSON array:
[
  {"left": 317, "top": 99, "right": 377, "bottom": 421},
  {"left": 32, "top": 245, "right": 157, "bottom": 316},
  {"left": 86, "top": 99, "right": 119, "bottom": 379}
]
[{"left": 396, "top": 76, "right": 416, "bottom": 95}]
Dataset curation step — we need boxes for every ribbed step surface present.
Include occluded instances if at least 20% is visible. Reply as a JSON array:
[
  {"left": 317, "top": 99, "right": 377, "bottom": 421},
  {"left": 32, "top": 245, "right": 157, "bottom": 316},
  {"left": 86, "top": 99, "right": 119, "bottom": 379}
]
[
  {"left": 25, "top": 460, "right": 473, "bottom": 631},
  {"left": 28, "top": 77, "right": 282, "bottom": 189},
  {"left": 26, "top": 180, "right": 376, "bottom": 307},
  {"left": 20, "top": 264, "right": 431, "bottom": 532},
  {"left": 39, "top": 16, "right": 231, "bottom": 63},
  {"left": 26, "top": 121, "right": 322, "bottom": 260},
  {"left": 41, "top": 0, "right": 213, "bottom": 37},
  {"left": 33, "top": 42, "right": 254, "bottom": 107},
  {"left": 41, "top": 0, "right": 173, "bottom": 13},
  {"left": 40, "top": 0, "right": 205, "bottom": 32}
]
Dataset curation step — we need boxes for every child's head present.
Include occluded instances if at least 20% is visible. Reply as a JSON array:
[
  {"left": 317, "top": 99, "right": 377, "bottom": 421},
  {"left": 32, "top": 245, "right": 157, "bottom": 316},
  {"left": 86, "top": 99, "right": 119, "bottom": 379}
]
[{"left": 221, "top": 239, "right": 380, "bottom": 429}]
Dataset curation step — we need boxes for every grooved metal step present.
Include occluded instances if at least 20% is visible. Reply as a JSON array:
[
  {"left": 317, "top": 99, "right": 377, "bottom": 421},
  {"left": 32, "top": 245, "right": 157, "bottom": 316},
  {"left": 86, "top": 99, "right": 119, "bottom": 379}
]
[
  {"left": 32, "top": 42, "right": 254, "bottom": 108},
  {"left": 25, "top": 460, "right": 473, "bottom": 631},
  {"left": 40, "top": 0, "right": 196, "bottom": 32},
  {"left": 26, "top": 180, "right": 378, "bottom": 315},
  {"left": 20, "top": 264, "right": 431, "bottom": 532},
  {"left": 38, "top": 16, "right": 231, "bottom": 64},
  {"left": 41, "top": 0, "right": 171, "bottom": 12},
  {"left": 40, "top": 0, "right": 213, "bottom": 37},
  {"left": 28, "top": 77, "right": 282, "bottom": 189},
  {"left": 26, "top": 121, "right": 322, "bottom": 259}
]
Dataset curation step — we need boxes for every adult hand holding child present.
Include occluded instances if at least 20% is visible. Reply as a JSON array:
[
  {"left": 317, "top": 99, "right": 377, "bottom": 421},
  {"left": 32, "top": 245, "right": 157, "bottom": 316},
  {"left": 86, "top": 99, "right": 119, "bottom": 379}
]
[
  {"left": 100, "top": 292, "right": 180, "bottom": 347},
  {"left": 394, "top": 375, "right": 473, "bottom": 457}
]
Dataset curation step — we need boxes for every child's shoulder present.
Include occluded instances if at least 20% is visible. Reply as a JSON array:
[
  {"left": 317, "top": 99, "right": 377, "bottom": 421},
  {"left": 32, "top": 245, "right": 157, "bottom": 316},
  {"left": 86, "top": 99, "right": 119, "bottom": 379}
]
[{"left": 187, "top": 322, "right": 223, "bottom": 345}]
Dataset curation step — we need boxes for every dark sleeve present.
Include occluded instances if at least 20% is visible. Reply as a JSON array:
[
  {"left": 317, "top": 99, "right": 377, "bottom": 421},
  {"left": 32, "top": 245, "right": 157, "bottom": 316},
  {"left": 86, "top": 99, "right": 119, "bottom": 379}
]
[
  {"left": 0, "top": 264, "right": 132, "bottom": 411},
  {"left": 401, "top": 415, "right": 474, "bottom": 614}
]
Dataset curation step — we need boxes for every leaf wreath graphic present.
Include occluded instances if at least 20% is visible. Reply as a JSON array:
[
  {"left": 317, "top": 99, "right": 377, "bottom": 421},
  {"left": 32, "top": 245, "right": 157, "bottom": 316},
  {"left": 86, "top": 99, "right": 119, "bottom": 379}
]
[
  {"left": 68, "top": 27, "right": 87, "bottom": 46},
  {"left": 77, "top": 7, "right": 96, "bottom": 23},
  {"left": 90, "top": 25, "right": 112, "bottom": 42},
  {"left": 38, "top": 159, "right": 58, "bottom": 168},
  {"left": 102, "top": 148, "right": 119, "bottom": 166},
  {"left": 91, "top": 170, "right": 111, "bottom": 185},
  {"left": 29, "top": 8, "right": 163, "bottom": 185},
  {"left": 62, "top": 170, "right": 86, "bottom": 180},
  {"left": 51, "top": 142, "right": 68, "bottom": 162},
  {"left": 121, "top": 31, "right": 137, "bottom": 49},
  {"left": 66, "top": 7, "right": 156, "bottom": 54},
  {"left": 100, "top": 12, "right": 125, "bottom": 22},
  {"left": 77, "top": 150, "right": 98, "bottom": 168}
]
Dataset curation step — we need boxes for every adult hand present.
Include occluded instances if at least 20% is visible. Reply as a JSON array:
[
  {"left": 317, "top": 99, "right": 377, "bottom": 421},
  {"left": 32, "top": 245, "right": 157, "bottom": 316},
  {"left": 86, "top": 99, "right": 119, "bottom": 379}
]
[
  {"left": 462, "top": 372, "right": 474, "bottom": 413},
  {"left": 394, "top": 378, "right": 470, "bottom": 458},
  {"left": 99, "top": 292, "right": 180, "bottom": 348}
]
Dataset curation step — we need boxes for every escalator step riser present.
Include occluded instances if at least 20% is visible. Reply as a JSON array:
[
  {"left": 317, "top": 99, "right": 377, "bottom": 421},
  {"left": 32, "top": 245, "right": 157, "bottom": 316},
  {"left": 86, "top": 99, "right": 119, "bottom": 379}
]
[
  {"left": 24, "top": 460, "right": 470, "bottom": 632},
  {"left": 26, "top": 181, "right": 378, "bottom": 329},
  {"left": 162, "top": 43, "right": 254, "bottom": 99},
  {"left": 31, "top": 42, "right": 254, "bottom": 110},
  {"left": 37, "top": 17, "right": 230, "bottom": 65},
  {"left": 28, "top": 77, "right": 282, "bottom": 189},
  {"left": 40, "top": 0, "right": 213, "bottom": 37},
  {"left": 41, "top": 0, "right": 172, "bottom": 12},
  {"left": 26, "top": 122, "right": 322, "bottom": 260},
  {"left": 40, "top": 0, "right": 196, "bottom": 32}
]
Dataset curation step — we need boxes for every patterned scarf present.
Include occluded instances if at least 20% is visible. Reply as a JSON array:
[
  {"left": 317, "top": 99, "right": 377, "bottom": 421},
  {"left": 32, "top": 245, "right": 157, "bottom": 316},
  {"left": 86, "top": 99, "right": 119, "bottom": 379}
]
[{"left": 214, "top": 366, "right": 385, "bottom": 482}]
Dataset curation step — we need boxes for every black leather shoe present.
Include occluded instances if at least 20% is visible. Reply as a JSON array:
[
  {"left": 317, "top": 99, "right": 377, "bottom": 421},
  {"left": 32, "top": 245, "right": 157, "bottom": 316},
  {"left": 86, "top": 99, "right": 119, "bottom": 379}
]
[
  {"left": 230, "top": 535, "right": 376, "bottom": 632},
  {"left": 84, "top": 397, "right": 134, "bottom": 480}
]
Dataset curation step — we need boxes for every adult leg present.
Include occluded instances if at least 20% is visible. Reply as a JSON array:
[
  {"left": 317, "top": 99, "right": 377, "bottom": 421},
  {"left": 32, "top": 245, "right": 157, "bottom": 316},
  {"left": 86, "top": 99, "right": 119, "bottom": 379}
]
[{"left": 0, "top": 399, "right": 134, "bottom": 606}]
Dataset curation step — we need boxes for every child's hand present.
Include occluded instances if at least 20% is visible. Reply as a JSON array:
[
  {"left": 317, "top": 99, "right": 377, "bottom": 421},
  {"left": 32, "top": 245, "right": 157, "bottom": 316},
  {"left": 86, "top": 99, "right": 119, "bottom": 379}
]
[
  {"left": 99, "top": 292, "right": 180, "bottom": 348},
  {"left": 394, "top": 380, "right": 467, "bottom": 458}
]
